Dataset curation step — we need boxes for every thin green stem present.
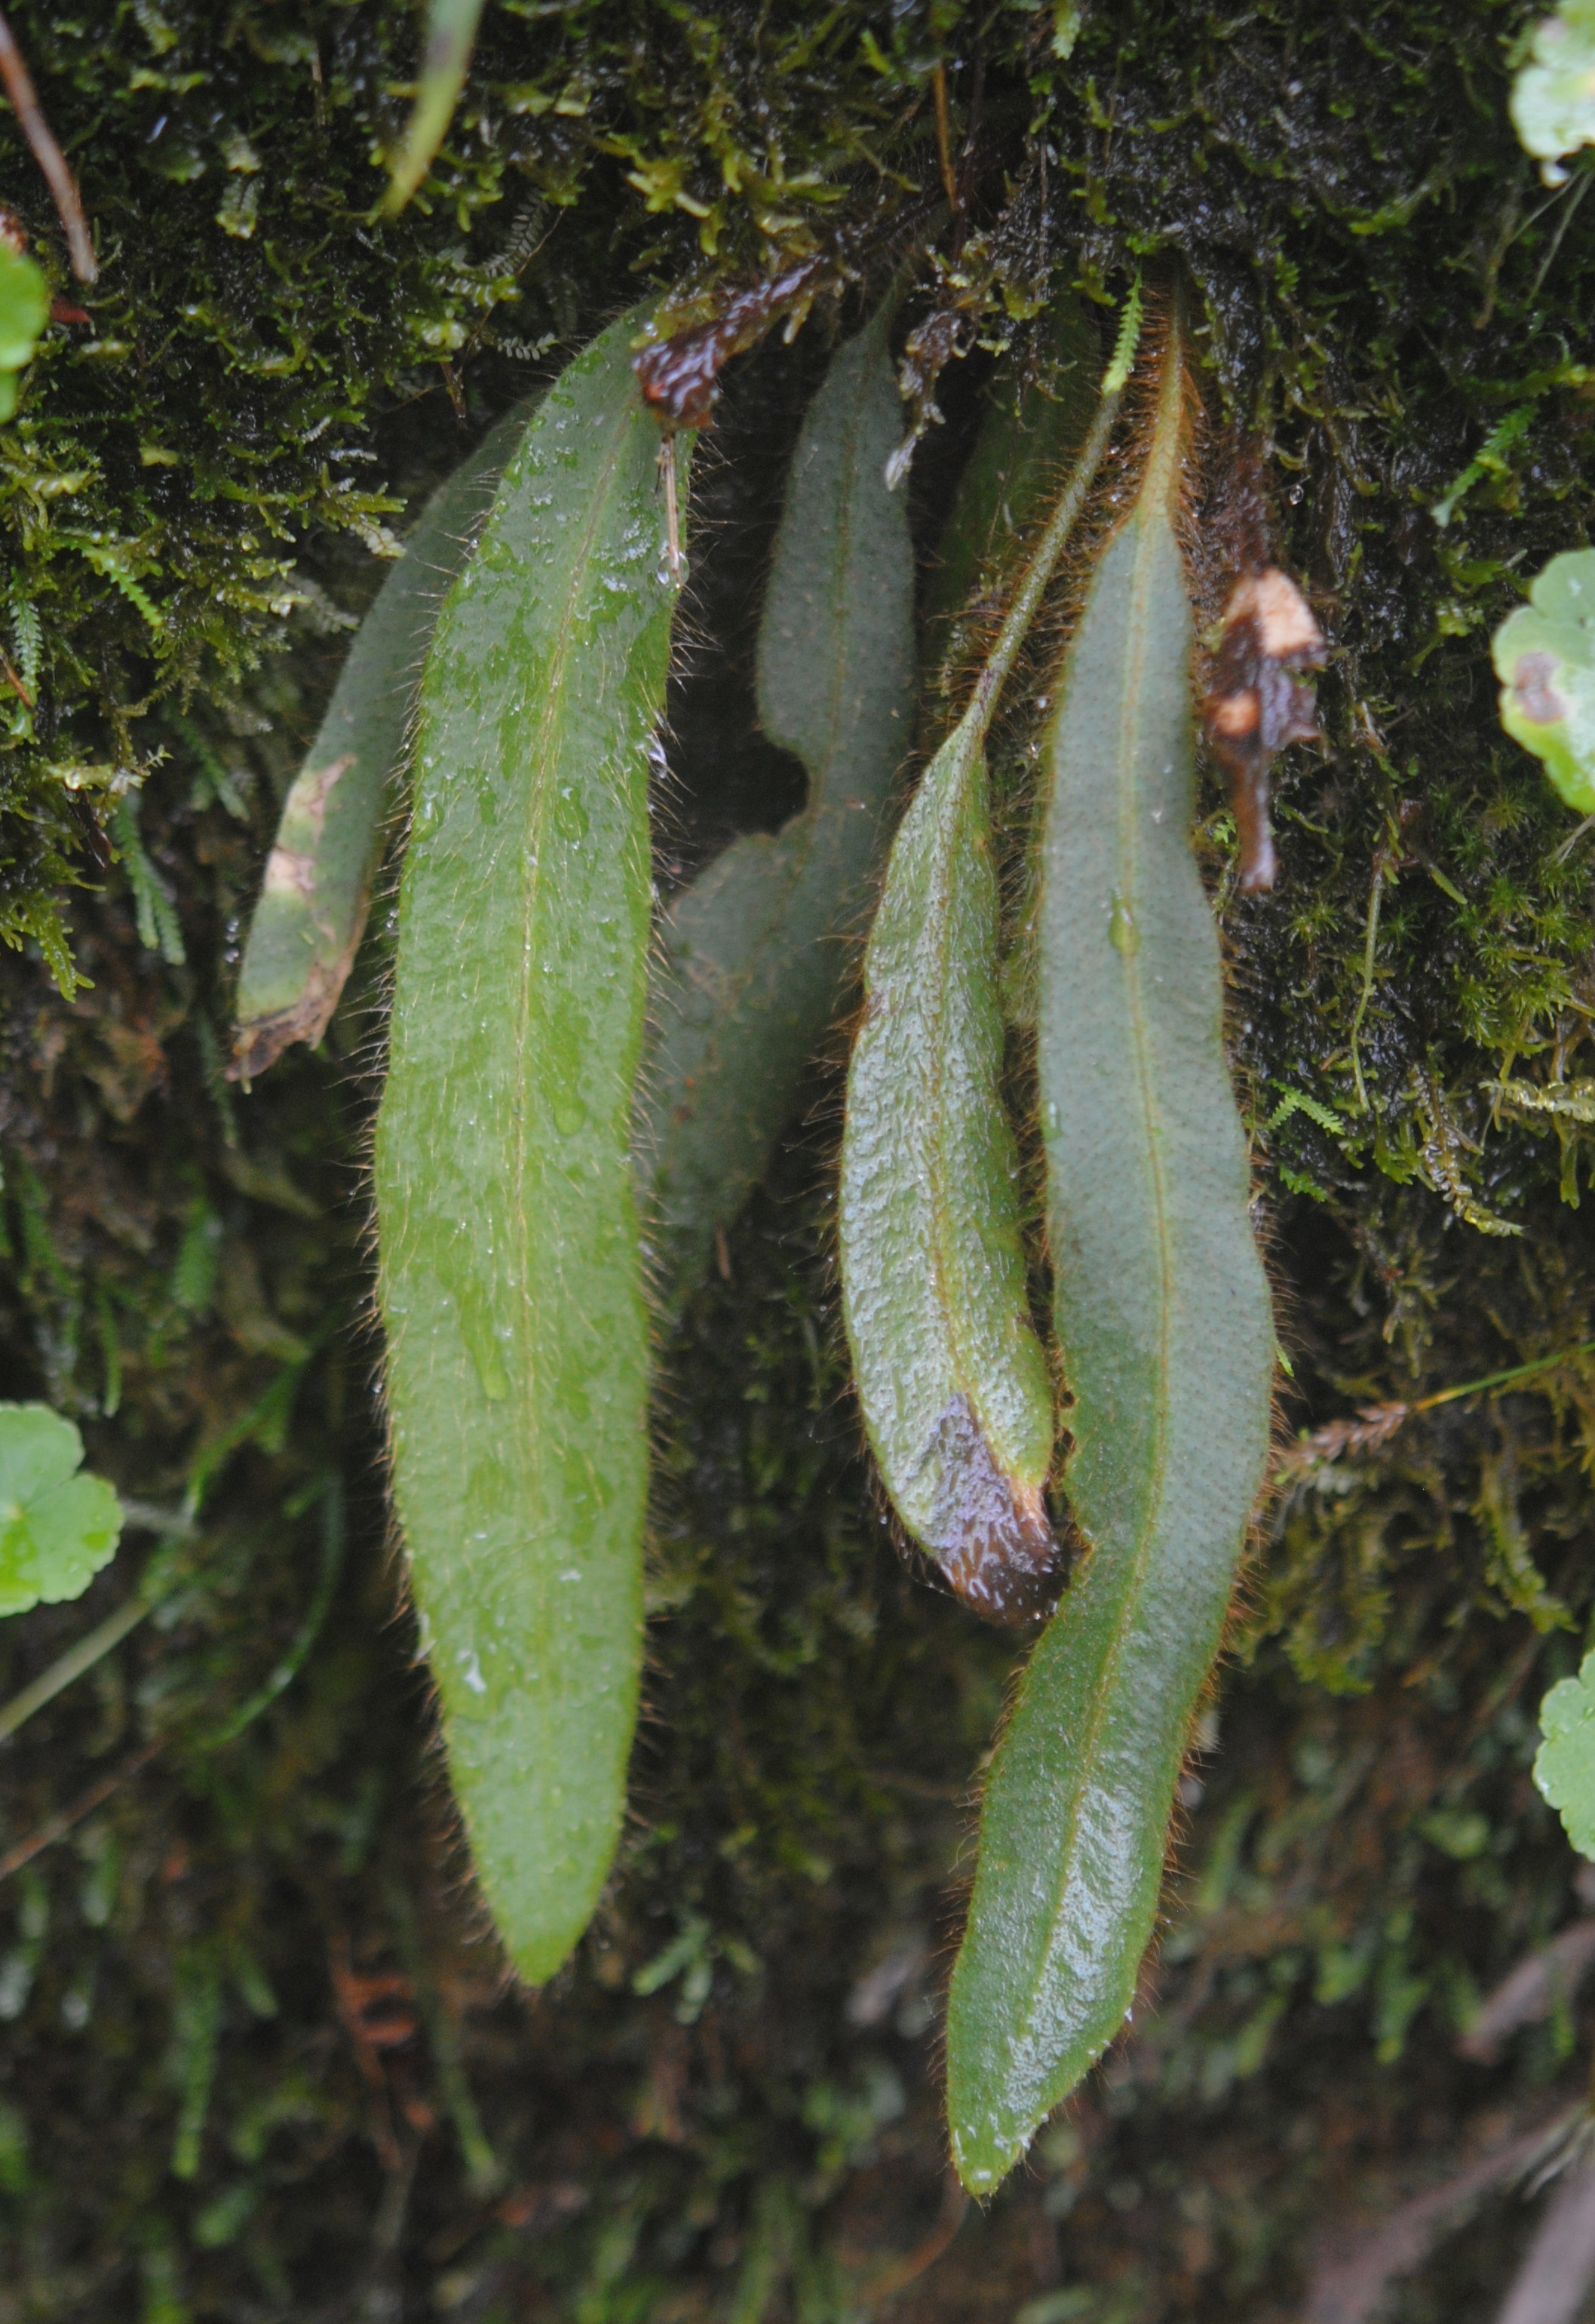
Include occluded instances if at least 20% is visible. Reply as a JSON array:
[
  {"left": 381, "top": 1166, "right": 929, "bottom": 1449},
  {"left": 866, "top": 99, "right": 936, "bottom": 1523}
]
[
  {"left": 382, "top": 0, "right": 485, "bottom": 216},
  {"left": 201, "top": 1477, "right": 345, "bottom": 1749},
  {"left": 963, "top": 379, "right": 1127, "bottom": 744},
  {"left": 387, "top": 1874, "right": 502, "bottom": 2197},
  {"left": 1414, "top": 1337, "right": 1595, "bottom": 1412},
  {"left": 0, "top": 1737, "right": 163, "bottom": 1887},
  {"left": 0, "top": 1588, "right": 150, "bottom": 1744},
  {"left": 1349, "top": 861, "right": 1384, "bottom": 1115},
  {"left": 950, "top": 281, "right": 1141, "bottom": 754}
]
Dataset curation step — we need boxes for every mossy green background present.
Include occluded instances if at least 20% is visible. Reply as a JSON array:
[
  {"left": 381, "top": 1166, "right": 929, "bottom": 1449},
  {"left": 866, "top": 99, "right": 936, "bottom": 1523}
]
[{"left": 2, "top": 0, "right": 1595, "bottom": 2316}]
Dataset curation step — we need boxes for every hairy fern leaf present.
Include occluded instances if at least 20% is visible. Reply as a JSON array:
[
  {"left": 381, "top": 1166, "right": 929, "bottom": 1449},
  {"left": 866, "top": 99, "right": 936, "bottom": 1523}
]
[
  {"left": 232, "top": 404, "right": 533, "bottom": 1081},
  {"left": 374, "top": 313, "right": 689, "bottom": 1984},
  {"left": 945, "top": 315, "right": 1276, "bottom": 2192},
  {"left": 838, "top": 304, "right": 1131, "bottom": 1622},
  {"left": 635, "top": 302, "right": 915, "bottom": 1316}
]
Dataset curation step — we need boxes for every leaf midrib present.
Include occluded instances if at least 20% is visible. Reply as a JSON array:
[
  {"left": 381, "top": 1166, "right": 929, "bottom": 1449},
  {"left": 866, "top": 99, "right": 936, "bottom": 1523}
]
[
  {"left": 508, "top": 376, "right": 647, "bottom": 1641},
  {"left": 1011, "top": 485, "right": 1181, "bottom": 2086},
  {"left": 923, "top": 738, "right": 976, "bottom": 1431}
]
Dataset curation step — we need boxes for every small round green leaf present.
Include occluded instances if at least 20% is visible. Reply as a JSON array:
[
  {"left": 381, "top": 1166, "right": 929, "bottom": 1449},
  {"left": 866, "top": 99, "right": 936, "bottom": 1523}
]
[
  {"left": 1535, "top": 1648, "right": 1595, "bottom": 1858},
  {"left": 1492, "top": 549, "right": 1595, "bottom": 812},
  {"left": 0, "top": 1404, "right": 123, "bottom": 1618},
  {"left": 1511, "top": 1, "right": 1595, "bottom": 179},
  {"left": 0, "top": 244, "right": 48, "bottom": 376}
]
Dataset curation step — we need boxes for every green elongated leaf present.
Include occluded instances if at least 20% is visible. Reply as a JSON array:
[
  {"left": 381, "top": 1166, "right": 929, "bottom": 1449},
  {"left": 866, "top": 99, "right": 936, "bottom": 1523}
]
[
  {"left": 374, "top": 312, "right": 689, "bottom": 1985},
  {"left": 232, "top": 402, "right": 535, "bottom": 1081},
  {"left": 1535, "top": 1648, "right": 1595, "bottom": 1857},
  {"left": 839, "top": 715, "right": 1055, "bottom": 1620},
  {"left": 635, "top": 304, "right": 914, "bottom": 1316},
  {"left": 1492, "top": 548, "right": 1595, "bottom": 812},
  {"left": 945, "top": 319, "right": 1276, "bottom": 2193},
  {"left": 0, "top": 1404, "right": 122, "bottom": 1618},
  {"left": 838, "top": 308, "right": 1130, "bottom": 1622},
  {"left": 384, "top": 0, "right": 486, "bottom": 214}
]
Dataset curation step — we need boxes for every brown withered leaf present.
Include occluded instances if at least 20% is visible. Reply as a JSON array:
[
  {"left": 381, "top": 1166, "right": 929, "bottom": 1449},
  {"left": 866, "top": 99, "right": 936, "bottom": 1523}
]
[
  {"left": 1205, "top": 566, "right": 1326, "bottom": 892},
  {"left": 633, "top": 255, "right": 830, "bottom": 430}
]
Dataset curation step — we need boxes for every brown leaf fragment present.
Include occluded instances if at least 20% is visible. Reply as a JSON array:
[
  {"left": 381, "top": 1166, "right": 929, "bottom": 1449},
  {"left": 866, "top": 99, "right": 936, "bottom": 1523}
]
[
  {"left": 1276, "top": 1401, "right": 1411, "bottom": 1478},
  {"left": 0, "top": 8, "right": 96, "bottom": 280},
  {"left": 633, "top": 256, "right": 828, "bottom": 431},
  {"left": 1304, "top": 2108, "right": 1581, "bottom": 2324},
  {"left": 1494, "top": 2154, "right": 1595, "bottom": 2324},
  {"left": 922, "top": 1393, "right": 1060, "bottom": 1628},
  {"left": 1204, "top": 566, "right": 1325, "bottom": 892},
  {"left": 1459, "top": 1915, "right": 1595, "bottom": 2062},
  {"left": 229, "top": 946, "right": 359, "bottom": 1085}
]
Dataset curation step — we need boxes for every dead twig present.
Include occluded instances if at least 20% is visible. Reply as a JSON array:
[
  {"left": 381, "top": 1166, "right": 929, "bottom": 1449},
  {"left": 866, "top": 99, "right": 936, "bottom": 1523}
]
[
  {"left": 1305, "top": 2108, "right": 1581, "bottom": 2324},
  {"left": 1278, "top": 1401, "right": 1410, "bottom": 1477},
  {"left": 1460, "top": 1920, "right": 1595, "bottom": 2063},
  {"left": 1278, "top": 1337, "right": 1595, "bottom": 1483},
  {"left": 0, "top": 1736, "right": 162, "bottom": 1883},
  {"left": 859, "top": 2172, "right": 969, "bottom": 2304},
  {"left": 1495, "top": 2154, "right": 1595, "bottom": 2324},
  {"left": 931, "top": 63, "right": 960, "bottom": 216},
  {"left": 0, "top": 6, "right": 94, "bottom": 280},
  {"left": 327, "top": 1929, "right": 418, "bottom": 2176}
]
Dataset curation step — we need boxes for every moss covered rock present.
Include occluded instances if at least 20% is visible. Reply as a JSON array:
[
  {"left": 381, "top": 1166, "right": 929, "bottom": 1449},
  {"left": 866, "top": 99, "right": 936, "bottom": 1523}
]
[{"left": 1, "top": 2, "right": 1594, "bottom": 2319}]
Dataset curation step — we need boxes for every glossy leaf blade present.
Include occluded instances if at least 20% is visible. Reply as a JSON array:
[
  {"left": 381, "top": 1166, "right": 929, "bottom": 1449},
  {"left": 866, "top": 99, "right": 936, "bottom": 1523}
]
[
  {"left": 836, "top": 312, "right": 1130, "bottom": 1623},
  {"left": 375, "top": 313, "right": 688, "bottom": 1985},
  {"left": 946, "top": 327, "right": 1276, "bottom": 2191},
  {"left": 636, "top": 305, "right": 914, "bottom": 1315},
  {"left": 838, "top": 719, "right": 1056, "bottom": 1620},
  {"left": 232, "top": 402, "right": 534, "bottom": 1080}
]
